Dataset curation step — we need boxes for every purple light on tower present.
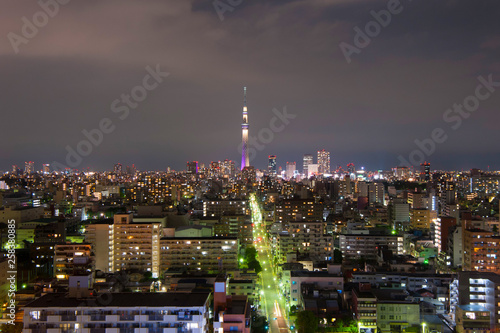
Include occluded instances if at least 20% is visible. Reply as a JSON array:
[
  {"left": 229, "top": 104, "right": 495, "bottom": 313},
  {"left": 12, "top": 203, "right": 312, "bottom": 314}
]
[{"left": 241, "top": 87, "right": 249, "bottom": 170}]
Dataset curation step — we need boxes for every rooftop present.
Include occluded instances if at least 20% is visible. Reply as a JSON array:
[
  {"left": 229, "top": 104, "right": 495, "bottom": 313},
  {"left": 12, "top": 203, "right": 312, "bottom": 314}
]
[{"left": 24, "top": 292, "right": 211, "bottom": 308}]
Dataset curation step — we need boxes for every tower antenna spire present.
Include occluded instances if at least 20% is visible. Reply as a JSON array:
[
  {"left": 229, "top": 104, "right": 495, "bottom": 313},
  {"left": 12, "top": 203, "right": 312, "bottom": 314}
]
[{"left": 244, "top": 86, "right": 247, "bottom": 107}]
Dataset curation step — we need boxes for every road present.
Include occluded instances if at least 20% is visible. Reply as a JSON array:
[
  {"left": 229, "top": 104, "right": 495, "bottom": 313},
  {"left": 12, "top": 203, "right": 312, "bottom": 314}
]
[{"left": 249, "top": 194, "right": 289, "bottom": 333}]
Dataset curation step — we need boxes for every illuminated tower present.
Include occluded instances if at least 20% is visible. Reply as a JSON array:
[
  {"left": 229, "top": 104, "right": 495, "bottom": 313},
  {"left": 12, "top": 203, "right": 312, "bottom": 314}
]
[
  {"left": 241, "top": 87, "right": 249, "bottom": 170},
  {"left": 268, "top": 155, "right": 277, "bottom": 175},
  {"left": 317, "top": 149, "right": 330, "bottom": 174},
  {"left": 303, "top": 154, "right": 313, "bottom": 176}
]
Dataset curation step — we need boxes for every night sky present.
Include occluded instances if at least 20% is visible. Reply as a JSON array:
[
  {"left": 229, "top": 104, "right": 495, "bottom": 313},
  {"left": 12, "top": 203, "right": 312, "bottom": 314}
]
[{"left": 1, "top": 0, "right": 499, "bottom": 172}]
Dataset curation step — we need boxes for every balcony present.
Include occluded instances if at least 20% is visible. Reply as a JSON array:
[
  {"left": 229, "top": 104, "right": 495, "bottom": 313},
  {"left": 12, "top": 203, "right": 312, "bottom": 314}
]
[
  {"left": 148, "top": 314, "right": 163, "bottom": 321},
  {"left": 77, "top": 315, "right": 90, "bottom": 322},
  {"left": 119, "top": 314, "right": 136, "bottom": 321},
  {"left": 106, "top": 315, "right": 120, "bottom": 322},
  {"left": 91, "top": 315, "right": 106, "bottom": 321}
]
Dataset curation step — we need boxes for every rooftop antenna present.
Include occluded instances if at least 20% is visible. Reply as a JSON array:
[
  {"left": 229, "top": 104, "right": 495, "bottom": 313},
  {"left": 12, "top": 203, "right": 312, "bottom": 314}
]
[{"left": 243, "top": 86, "right": 247, "bottom": 107}]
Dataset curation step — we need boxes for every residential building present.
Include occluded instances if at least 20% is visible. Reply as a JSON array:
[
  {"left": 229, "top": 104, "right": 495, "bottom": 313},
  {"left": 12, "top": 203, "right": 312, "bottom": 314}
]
[
  {"left": 22, "top": 290, "right": 211, "bottom": 333},
  {"left": 202, "top": 200, "right": 247, "bottom": 217},
  {"left": 339, "top": 233, "right": 404, "bottom": 260},
  {"left": 53, "top": 243, "right": 94, "bottom": 282},
  {"left": 449, "top": 271, "right": 500, "bottom": 331},
  {"left": 462, "top": 228, "right": 500, "bottom": 273},
  {"left": 85, "top": 214, "right": 161, "bottom": 277},
  {"left": 160, "top": 237, "right": 238, "bottom": 273},
  {"left": 213, "top": 275, "right": 251, "bottom": 333}
]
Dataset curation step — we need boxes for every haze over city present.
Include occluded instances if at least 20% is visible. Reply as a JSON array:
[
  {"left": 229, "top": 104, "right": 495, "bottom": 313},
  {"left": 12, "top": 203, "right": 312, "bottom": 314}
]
[{"left": 1, "top": 0, "right": 500, "bottom": 171}]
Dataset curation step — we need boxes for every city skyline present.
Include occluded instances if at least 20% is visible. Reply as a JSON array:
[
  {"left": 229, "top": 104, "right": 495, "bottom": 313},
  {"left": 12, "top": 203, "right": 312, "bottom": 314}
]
[{"left": 1, "top": 1, "right": 499, "bottom": 171}]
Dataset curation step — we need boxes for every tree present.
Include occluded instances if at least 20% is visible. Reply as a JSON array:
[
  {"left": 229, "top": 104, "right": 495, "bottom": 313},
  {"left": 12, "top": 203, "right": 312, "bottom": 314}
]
[
  {"left": 332, "top": 315, "right": 357, "bottom": 333},
  {"left": 251, "top": 313, "right": 269, "bottom": 333},
  {"left": 0, "top": 323, "right": 23, "bottom": 333},
  {"left": 333, "top": 249, "right": 343, "bottom": 264},
  {"left": 296, "top": 310, "right": 319, "bottom": 333},
  {"left": 246, "top": 246, "right": 257, "bottom": 260},
  {"left": 248, "top": 259, "right": 262, "bottom": 274}
]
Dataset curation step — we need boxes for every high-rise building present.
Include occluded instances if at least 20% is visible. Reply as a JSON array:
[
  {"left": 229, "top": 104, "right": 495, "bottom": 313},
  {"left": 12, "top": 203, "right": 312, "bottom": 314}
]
[
  {"left": 286, "top": 162, "right": 296, "bottom": 179},
  {"left": 420, "top": 162, "right": 431, "bottom": 181},
  {"left": 368, "top": 182, "right": 385, "bottom": 205},
  {"left": 241, "top": 87, "right": 249, "bottom": 170},
  {"left": 268, "top": 155, "right": 277, "bottom": 175},
  {"left": 220, "top": 159, "right": 235, "bottom": 177},
  {"left": 317, "top": 149, "right": 330, "bottom": 174},
  {"left": 126, "top": 164, "right": 137, "bottom": 175},
  {"left": 24, "top": 161, "right": 34, "bottom": 174},
  {"left": 303, "top": 154, "right": 313, "bottom": 176},
  {"left": 42, "top": 164, "right": 50, "bottom": 174},
  {"left": 462, "top": 228, "right": 500, "bottom": 273},
  {"left": 186, "top": 161, "right": 199, "bottom": 174},
  {"left": 86, "top": 214, "right": 162, "bottom": 277},
  {"left": 113, "top": 163, "right": 122, "bottom": 174},
  {"left": 393, "top": 166, "right": 410, "bottom": 180},
  {"left": 347, "top": 163, "right": 355, "bottom": 176}
]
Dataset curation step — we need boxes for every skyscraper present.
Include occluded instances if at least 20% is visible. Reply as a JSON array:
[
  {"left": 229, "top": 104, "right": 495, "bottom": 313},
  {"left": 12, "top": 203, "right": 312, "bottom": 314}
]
[
  {"left": 347, "top": 163, "right": 356, "bottom": 176},
  {"left": 268, "top": 155, "right": 277, "bottom": 175},
  {"left": 303, "top": 154, "right": 313, "bottom": 176},
  {"left": 286, "top": 162, "right": 296, "bottom": 179},
  {"left": 186, "top": 161, "right": 199, "bottom": 174},
  {"left": 24, "top": 161, "right": 34, "bottom": 174},
  {"left": 420, "top": 162, "right": 431, "bottom": 181},
  {"left": 317, "top": 149, "right": 330, "bottom": 174},
  {"left": 42, "top": 164, "right": 50, "bottom": 174},
  {"left": 241, "top": 87, "right": 249, "bottom": 170},
  {"left": 114, "top": 163, "right": 122, "bottom": 174}
]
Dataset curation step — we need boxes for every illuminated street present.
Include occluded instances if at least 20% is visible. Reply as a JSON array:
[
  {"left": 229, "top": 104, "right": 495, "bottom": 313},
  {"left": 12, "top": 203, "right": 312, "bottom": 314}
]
[{"left": 250, "top": 194, "right": 289, "bottom": 333}]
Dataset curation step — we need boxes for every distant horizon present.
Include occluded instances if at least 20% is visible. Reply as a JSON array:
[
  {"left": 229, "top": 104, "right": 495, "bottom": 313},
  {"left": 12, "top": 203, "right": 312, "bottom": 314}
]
[
  {"left": 2, "top": 157, "right": 498, "bottom": 174},
  {"left": 1, "top": 1, "right": 499, "bottom": 177}
]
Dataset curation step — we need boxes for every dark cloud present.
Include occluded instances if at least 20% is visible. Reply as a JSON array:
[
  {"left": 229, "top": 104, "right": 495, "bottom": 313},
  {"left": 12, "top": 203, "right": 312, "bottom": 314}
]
[{"left": 0, "top": 0, "right": 499, "bottom": 172}]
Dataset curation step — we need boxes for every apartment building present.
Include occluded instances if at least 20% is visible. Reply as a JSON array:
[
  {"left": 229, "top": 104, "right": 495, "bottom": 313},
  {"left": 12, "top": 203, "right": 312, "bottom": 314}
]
[
  {"left": 160, "top": 237, "right": 238, "bottom": 273},
  {"left": 283, "top": 270, "right": 344, "bottom": 309},
  {"left": 22, "top": 291, "right": 211, "bottom": 333},
  {"left": 411, "top": 209, "right": 435, "bottom": 230},
  {"left": 53, "top": 243, "right": 94, "bottom": 282},
  {"left": 84, "top": 222, "right": 114, "bottom": 273},
  {"left": 274, "top": 199, "right": 324, "bottom": 226},
  {"left": 202, "top": 200, "right": 247, "bottom": 217},
  {"left": 462, "top": 228, "right": 500, "bottom": 273},
  {"left": 339, "top": 233, "right": 404, "bottom": 260},
  {"left": 352, "top": 285, "right": 377, "bottom": 332},
  {"left": 449, "top": 271, "right": 500, "bottom": 331},
  {"left": 351, "top": 272, "right": 452, "bottom": 303},
  {"left": 85, "top": 214, "right": 161, "bottom": 277}
]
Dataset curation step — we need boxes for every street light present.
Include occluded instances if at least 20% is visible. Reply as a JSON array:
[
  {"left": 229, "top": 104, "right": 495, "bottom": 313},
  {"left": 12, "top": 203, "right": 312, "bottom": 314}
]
[{"left": 422, "top": 322, "right": 426, "bottom": 333}]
